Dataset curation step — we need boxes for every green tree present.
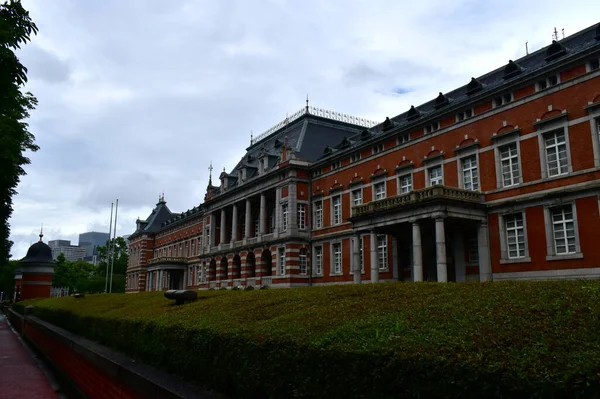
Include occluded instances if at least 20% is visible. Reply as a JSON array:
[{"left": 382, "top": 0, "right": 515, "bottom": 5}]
[
  {"left": 0, "top": 1, "right": 39, "bottom": 264},
  {"left": 95, "top": 237, "right": 128, "bottom": 293},
  {"left": 52, "top": 254, "right": 99, "bottom": 293},
  {"left": 0, "top": 259, "right": 18, "bottom": 299}
]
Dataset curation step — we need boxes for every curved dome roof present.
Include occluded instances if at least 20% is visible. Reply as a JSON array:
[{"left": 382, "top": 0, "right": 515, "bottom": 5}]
[{"left": 21, "top": 240, "right": 54, "bottom": 265}]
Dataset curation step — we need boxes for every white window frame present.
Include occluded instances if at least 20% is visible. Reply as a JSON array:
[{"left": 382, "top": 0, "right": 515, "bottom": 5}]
[
  {"left": 456, "top": 108, "right": 474, "bottom": 122},
  {"left": 461, "top": 154, "right": 479, "bottom": 191},
  {"left": 350, "top": 152, "right": 361, "bottom": 162},
  {"left": 373, "top": 181, "right": 386, "bottom": 200},
  {"left": 331, "top": 160, "right": 341, "bottom": 170},
  {"left": 372, "top": 143, "right": 384, "bottom": 154},
  {"left": 398, "top": 173, "right": 412, "bottom": 194},
  {"left": 314, "top": 246, "right": 323, "bottom": 275},
  {"left": 281, "top": 203, "right": 289, "bottom": 231},
  {"left": 427, "top": 164, "right": 443, "bottom": 186},
  {"left": 278, "top": 247, "right": 286, "bottom": 275},
  {"left": 536, "top": 74, "right": 560, "bottom": 91},
  {"left": 396, "top": 133, "right": 410, "bottom": 145},
  {"left": 314, "top": 200, "right": 323, "bottom": 229},
  {"left": 593, "top": 116, "right": 600, "bottom": 168},
  {"left": 498, "top": 212, "right": 531, "bottom": 264},
  {"left": 587, "top": 57, "right": 600, "bottom": 72},
  {"left": 297, "top": 204, "right": 306, "bottom": 230},
  {"left": 495, "top": 141, "right": 522, "bottom": 188},
  {"left": 299, "top": 249, "right": 308, "bottom": 275},
  {"left": 351, "top": 188, "right": 363, "bottom": 207},
  {"left": 377, "top": 235, "right": 388, "bottom": 271},
  {"left": 544, "top": 203, "right": 583, "bottom": 261},
  {"left": 331, "top": 242, "right": 342, "bottom": 275},
  {"left": 493, "top": 92, "right": 513, "bottom": 108},
  {"left": 425, "top": 122, "right": 440, "bottom": 134},
  {"left": 542, "top": 129, "right": 570, "bottom": 177},
  {"left": 331, "top": 195, "right": 342, "bottom": 225}
]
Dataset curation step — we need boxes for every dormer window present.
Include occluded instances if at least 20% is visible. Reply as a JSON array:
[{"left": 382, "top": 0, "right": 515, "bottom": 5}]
[
  {"left": 493, "top": 93, "right": 513, "bottom": 108},
  {"left": 425, "top": 122, "right": 440, "bottom": 134},
  {"left": 536, "top": 74, "right": 559, "bottom": 91},
  {"left": 456, "top": 109, "right": 474, "bottom": 122},
  {"left": 372, "top": 143, "right": 384, "bottom": 154}
]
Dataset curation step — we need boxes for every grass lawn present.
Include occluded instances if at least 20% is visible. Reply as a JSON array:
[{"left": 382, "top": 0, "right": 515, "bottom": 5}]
[{"left": 18, "top": 281, "right": 600, "bottom": 398}]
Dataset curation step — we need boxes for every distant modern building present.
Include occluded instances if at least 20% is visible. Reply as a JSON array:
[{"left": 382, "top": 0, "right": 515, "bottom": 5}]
[
  {"left": 48, "top": 240, "right": 87, "bottom": 262},
  {"left": 78, "top": 231, "right": 110, "bottom": 257}
]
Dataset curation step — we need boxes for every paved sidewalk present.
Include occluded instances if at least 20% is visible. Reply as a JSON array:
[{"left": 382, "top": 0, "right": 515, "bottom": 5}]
[{"left": 0, "top": 315, "right": 58, "bottom": 399}]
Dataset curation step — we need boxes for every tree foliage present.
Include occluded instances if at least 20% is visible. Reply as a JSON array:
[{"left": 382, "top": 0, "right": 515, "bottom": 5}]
[
  {"left": 0, "top": 259, "right": 18, "bottom": 299},
  {"left": 51, "top": 237, "right": 128, "bottom": 294},
  {"left": 0, "top": 0, "right": 39, "bottom": 264}
]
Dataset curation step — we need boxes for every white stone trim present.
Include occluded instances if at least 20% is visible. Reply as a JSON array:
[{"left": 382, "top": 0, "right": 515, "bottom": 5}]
[
  {"left": 455, "top": 143, "right": 480, "bottom": 190},
  {"left": 493, "top": 267, "right": 600, "bottom": 281}
]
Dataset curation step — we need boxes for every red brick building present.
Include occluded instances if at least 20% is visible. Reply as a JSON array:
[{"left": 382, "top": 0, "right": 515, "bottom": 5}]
[{"left": 126, "top": 23, "right": 600, "bottom": 292}]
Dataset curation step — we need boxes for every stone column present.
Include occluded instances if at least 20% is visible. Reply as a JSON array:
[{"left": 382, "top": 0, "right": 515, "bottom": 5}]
[
  {"left": 231, "top": 204, "right": 238, "bottom": 243},
  {"left": 453, "top": 231, "right": 466, "bottom": 282},
  {"left": 259, "top": 193, "right": 266, "bottom": 235},
  {"left": 352, "top": 233, "right": 362, "bottom": 284},
  {"left": 435, "top": 217, "right": 447, "bottom": 282},
  {"left": 274, "top": 188, "right": 281, "bottom": 237},
  {"left": 392, "top": 236, "right": 399, "bottom": 280},
  {"left": 478, "top": 221, "right": 492, "bottom": 282},
  {"left": 209, "top": 214, "right": 216, "bottom": 248},
  {"left": 370, "top": 232, "right": 379, "bottom": 283},
  {"left": 289, "top": 182, "right": 298, "bottom": 235},
  {"left": 220, "top": 208, "right": 226, "bottom": 245},
  {"left": 412, "top": 222, "right": 423, "bottom": 282},
  {"left": 244, "top": 199, "right": 252, "bottom": 238}
]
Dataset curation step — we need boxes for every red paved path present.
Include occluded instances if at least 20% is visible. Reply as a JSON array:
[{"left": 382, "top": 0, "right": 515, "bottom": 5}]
[{"left": 0, "top": 315, "right": 58, "bottom": 399}]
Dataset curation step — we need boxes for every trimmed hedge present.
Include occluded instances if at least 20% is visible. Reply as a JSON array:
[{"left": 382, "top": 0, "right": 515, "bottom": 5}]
[{"left": 17, "top": 281, "right": 600, "bottom": 398}]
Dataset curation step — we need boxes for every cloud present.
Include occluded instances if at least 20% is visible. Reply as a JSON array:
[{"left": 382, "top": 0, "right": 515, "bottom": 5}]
[{"left": 8, "top": 0, "right": 600, "bottom": 258}]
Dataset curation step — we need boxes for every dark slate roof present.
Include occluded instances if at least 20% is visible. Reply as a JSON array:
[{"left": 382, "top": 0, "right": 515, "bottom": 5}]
[
  {"left": 226, "top": 114, "right": 365, "bottom": 180},
  {"left": 316, "top": 22, "right": 600, "bottom": 163},
  {"left": 21, "top": 241, "right": 54, "bottom": 265},
  {"left": 130, "top": 200, "right": 177, "bottom": 238}
]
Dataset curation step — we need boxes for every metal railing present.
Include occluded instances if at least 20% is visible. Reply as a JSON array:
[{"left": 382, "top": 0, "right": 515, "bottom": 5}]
[
  {"left": 352, "top": 185, "right": 484, "bottom": 217},
  {"left": 246, "top": 278, "right": 256, "bottom": 288},
  {"left": 148, "top": 256, "right": 187, "bottom": 265},
  {"left": 251, "top": 106, "right": 379, "bottom": 145},
  {"left": 261, "top": 276, "right": 272, "bottom": 287}
]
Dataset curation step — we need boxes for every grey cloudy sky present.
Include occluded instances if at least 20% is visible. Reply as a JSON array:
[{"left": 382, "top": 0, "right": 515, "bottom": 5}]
[{"left": 9, "top": 0, "right": 600, "bottom": 258}]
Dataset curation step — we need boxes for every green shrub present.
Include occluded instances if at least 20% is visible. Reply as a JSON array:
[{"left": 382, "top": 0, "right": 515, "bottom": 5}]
[{"left": 20, "top": 281, "right": 600, "bottom": 398}]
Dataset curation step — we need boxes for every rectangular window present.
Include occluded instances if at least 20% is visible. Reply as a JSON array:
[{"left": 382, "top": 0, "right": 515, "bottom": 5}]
[
  {"left": 352, "top": 189, "right": 362, "bottom": 206},
  {"left": 299, "top": 250, "right": 307, "bottom": 275},
  {"left": 279, "top": 248, "right": 286, "bottom": 275},
  {"left": 462, "top": 155, "right": 479, "bottom": 190},
  {"left": 505, "top": 213, "right": 526, "bottom": 258},
  {"left": 544, "top": 130, "right": 569, "bottom": 177},
  {"left": 332, "top": 243, "right": 342, "bottom": 274},
  {"left": 315, "top": 246, "right": 323, "bottom": 275},
  {"left": 456, "top": 108, "right": 474, "bottom": 122},
  {"left": 372, "top": 143, "right": 384, "bottom": 154},
  {"left": 282, "top": 203, "right": 289, "bottom": 231},
  {"left": 399, "top": 174, "right": 412, "bottom": 193},
  {"left": 425, "top": 122, "right": 440, "bottom": 134},
  {"left": 499, "top": 143, "right": 520, "bottom": 187},
  {"left": 297, "top": 204, "right": 306, "bottom": 230},
  {"left": 331, "top": 161, "right": 341, "bottom": 170},
  {"left": 428, "top": 165, "right": 443, "bottom": 186},
  {"left": 377, "top": 235, "right": 388, "bottom": 270},
  {"left": 467, "top": 237, "right": 479, "bottom": 263},
  {"left": 312, "top": 168, "right": 322, "bottom": 177},
  {"left": 254, "top": 220, "right": 259, "bottom": 236},
  {"left": 374, "top": 182, "right": 386, "bottom": 200},
  {"left": 351, "top": 153, "right": 361, "bottom": 162},
  {"left": 551, "top": 205, "right": 576, "bottom": 254},
  {"left": 332, "top": 196, "right": 342, "bottom": 225},
  {"left": 314, "top": 201, "right": 323, "bottom": 228},
  {"left": 537, "top": 74, "right": 559, "bottom": 91},
  {"left": 590, "top": 58, "right": 600, "bottom": 71},
  {"left": 493, "top": 93, "right": 513, "bottom": 108},
  {"left": 359, "top": 238, "right": 364, "bottom": 271},
  {"left": 397, "top": 133, "right": 410, "bottom": 145}
]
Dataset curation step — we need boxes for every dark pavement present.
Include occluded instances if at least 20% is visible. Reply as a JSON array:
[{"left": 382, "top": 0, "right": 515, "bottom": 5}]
[{"left": 0, "top": 315, "right": 58, "bottom": 399}]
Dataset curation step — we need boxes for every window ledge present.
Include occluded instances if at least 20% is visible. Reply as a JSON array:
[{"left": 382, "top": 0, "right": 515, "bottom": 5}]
[
  {"left": 329, "top": 272, "right": 344, "bottom": 277},
  {"left": 546, "top": 253, "right": 583, "bottom": 261},
  {"left": 378, "top": 268, "right": 390, "bottom": 272},
  {"left": 500, "top": 256, "right": 532, "bottom": 265}
]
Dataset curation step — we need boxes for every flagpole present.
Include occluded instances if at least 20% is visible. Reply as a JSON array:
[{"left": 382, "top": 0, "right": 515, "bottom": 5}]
[
  {"left": 105, "top": 202, "right": 114, "bottom": 293},
  {"left": 109, "top": 199, "right": 119, "bottom": 293}
]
